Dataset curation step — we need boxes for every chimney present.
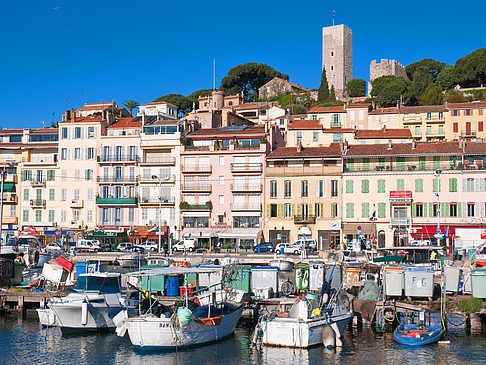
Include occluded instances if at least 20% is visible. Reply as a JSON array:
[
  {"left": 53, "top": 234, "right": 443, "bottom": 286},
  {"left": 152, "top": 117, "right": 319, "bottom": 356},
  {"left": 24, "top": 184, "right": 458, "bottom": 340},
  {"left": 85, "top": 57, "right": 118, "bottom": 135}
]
[
  {"left": 388, "top": 139, "right": 392, "bottom": 150},
  {"left": 65, "top": 109, "right": 71, "bottom": 121},
  {"left": 412, "top": 139, "right": 416, "bottom": 149},
  {"left": 71, "top": 108, "right": 76, "bottom": 122},
  {"left": 297, "top": 140, "right": 302, "bottom": 153},
  {"left": 141, "top": 113, "right": 146, "bottom": 126}
]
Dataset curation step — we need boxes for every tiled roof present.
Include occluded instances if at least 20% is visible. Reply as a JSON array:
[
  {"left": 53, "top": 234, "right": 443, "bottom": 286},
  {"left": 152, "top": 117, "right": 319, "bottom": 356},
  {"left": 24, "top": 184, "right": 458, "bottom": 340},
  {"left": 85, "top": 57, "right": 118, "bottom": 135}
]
[
  {"left": 368, "top": 107, "right": 399, "bottom": 115},
  {"left": 59, "top": 116, "right": 103, "bottom": 124},
  {"left": 0, "top": 129, "right": 23, "bottom": 134},
  {"left": 30, "top": 128, "right": 58, "bottom": 134},
  {"left": 345, "top": 141, "right": 467, "bottom": 157},
  {"left": 348, "top": 103, "right": 371, "bottom": 109},
  {"left": 187, "top": 126, "right": 265, "bottom": 138},
  {"left": 267, "top": 144, "right": 342, "bottom": 158},
  {"left": 140, "top": 101, "right": 177, "bottom": 108},
  {"left": 107, "top": 118, "right": 142, "bottom": 129},
  {"left": 230, "top": 102, "right": 268, "bottom": 110},
  {"left": 77, "top": 102, "right": 114, "bottom": 111},
  {"left": 309, "top": 106, "right": 345, "bottom": 113},
  {"left": 288, "top": 120, "right": 322, "bottom": 130},
  {"left": 322, "top": 128, "right": 355, "bottom": 133},
  {"left": 465, "top": 142, "right": 486, "bottom": 154},
  {"left": 400, "top": 105, "right": 447, "bottom": 113},
  {"left": 355, "top": 128, "right": 412, "bottom": 139},
  {"left": 448, "top": 102, "right": 486, "bottom": 109}
]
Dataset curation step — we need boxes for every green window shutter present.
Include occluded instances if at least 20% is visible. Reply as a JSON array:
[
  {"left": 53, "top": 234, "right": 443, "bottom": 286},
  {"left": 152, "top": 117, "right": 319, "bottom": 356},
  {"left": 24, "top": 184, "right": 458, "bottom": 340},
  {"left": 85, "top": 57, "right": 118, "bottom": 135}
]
[
  {"left": 362, "top": 202, "right": 369, "bottom": 218},
  {"left": 423, "top": 203, "right": 427, "bottom": 217},
  {"left": 46, "top": 170, "right": 51, "bottom": 181},
  {"left": 277, "top": 204, "right": 283, "bottom": 218},
  {"left": 23, "top": 189, "right": 29, "bottom": 201},
  {"left": 266, "top": 204, "right": 271, "bottom": 218},
  {"left": 48, "top": 210, "right": 55, "bottom": 222},
  {"left": 297, "top": 204, "right": 301, "bottom": 216},
  {"left": 429, "top": 202, "right": 434, "bottom": 217},
  {"left": 411, "top": 203, "right": 416, "bottom": 218},
  {"left": 419, "top": 156, "right": 426, "bottom": 171},
  {"left": 449, "top": 178, "right": 457, "bottom": 192},
  {"left": 22, "top": 210, "right": 29, "bottom": 222},
  {"left": 27, "top": 170, "right": 32, "bottom": 181},
  {"left": 378, "top": 157, "right": 385, "bottom": 168},
  {"left": 292, "top": 204, "right": 295, "bottom": 217},
  {"left": 433, "top": 178, "right": 441, "bottom": 192},
  {"left": 433, "top": 156, "right": 440, "bottom": 170},
  {"left": 347, "top": 160, "right": 354, "bottom": 172},
  {"left": 415, "top": 179, "right": 423, "bottom": 192},
  {"left": 346, "top": 180, "right": 354, "bottom": 193},
  {"left": 441, "top": 202, "right": 446, "bottom": 218},
  {"left": 346, "top": 203, "right": 352, "bottom": 218},
  {"left": 350, "top": 203, "right": 354, "bottom": 218},
  {"left": 309, "top": 204, "right": 313, "bottom": 215},
  {"left": 378, "top": 179, "right": 385, "bottom": 193},
  {"left": 362, "top": 180, "right": 369, "bottom": 193},
  {"left": 458, "top": 203, "right": 462, "bottom": 217},
  {"left": 445, "top": 202, "right": 450, "bottom": 218},
  {"left": 320, "top": 203, "right": 324, "bottom": 216},
  {"left": 378, "top": 203, "right": 386, "bottom": 218},
  {"left": 397, "top": 157, "right": 405, "bottom": 171},
  {"left": 363, "top": 158, "right": 370, "bottom": 172},
  {"left": 51, "top": 170, "right": 55, "bottom": 181},
  {"left": 397, "top": 179, "right": 404, "bottom": 191},
  {"left": 49, "top": 189, "right": 55, "bottom": 201}
]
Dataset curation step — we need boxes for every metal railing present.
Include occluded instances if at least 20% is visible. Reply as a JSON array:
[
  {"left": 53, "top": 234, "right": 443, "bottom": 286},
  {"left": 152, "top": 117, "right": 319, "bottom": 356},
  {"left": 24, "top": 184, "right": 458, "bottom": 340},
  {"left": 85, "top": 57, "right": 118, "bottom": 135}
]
[
  {"left": 181, "top": 184, "right": 211, "bottom": 192},
  {"left": 230, "top": 184, "right": 262, "bottom": 192},
  {"left": 230, "top": 203, "right": 261, "bottom": 211},
  {"left": 97, "top": 155, "right": 139, "bottom": 163},
  {"left": 293, "top": 215, "right": 317, "bottom": 224},
  {"left": 267, "top": 165, "right": 341, "bottom": 176},
  {"left": 140, "top": 156, "right": 176, "bottom": 165},
  {"left": 390, "top": 217, "right": 411, "bottom": 225},
  {"left": 97, "top": 176, "right": 139, "bottom": 183},
  {"left": 182, "top": 165, "right": 212, "bottom": 173},
  {"left": 230, "top": 163, "right": 263, "bottom": 172},
  {"left": 30, "top": 199, "right": 46, "bottom": 207},
  {"left": 139, "top": 197, "right": 175, "bottom": 205}
]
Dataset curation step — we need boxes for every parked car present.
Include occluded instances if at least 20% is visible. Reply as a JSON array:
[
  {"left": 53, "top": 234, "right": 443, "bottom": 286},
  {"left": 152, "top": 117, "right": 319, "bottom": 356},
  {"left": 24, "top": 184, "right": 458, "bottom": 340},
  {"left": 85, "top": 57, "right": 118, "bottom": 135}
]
[
  {"left": 252, "top": 242, "right": 274, "bottom": 253},
  {"left": 172, "top": 239, "right": 196, "bottom": 252},
  {"left": 44, "top": 243, "right": 63, "bottom": 251},
  {"left": 411, "top": 239, "right": 432, "bottom": 246},
  {"left": 139, "top": 241, "right": 159, "bottom": 252},
  {"left": 275, "top": 243, "right": 302, "bottom": 255},
  {"left": 117, "top": 242, "right": 143, "bottom": 252},
  {"left": 294, "top": 239, "right": 317, "bottom": 251},
  {"left": 75, "top": 239, "right": 102, "bottom": 253}
]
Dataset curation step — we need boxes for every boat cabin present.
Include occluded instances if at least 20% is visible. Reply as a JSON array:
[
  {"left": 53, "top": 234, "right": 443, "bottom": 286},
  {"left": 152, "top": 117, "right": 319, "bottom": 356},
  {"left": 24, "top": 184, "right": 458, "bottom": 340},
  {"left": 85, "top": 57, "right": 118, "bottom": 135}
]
[{"left": 73, "top": 273, "right": 121, "bottom": 294}]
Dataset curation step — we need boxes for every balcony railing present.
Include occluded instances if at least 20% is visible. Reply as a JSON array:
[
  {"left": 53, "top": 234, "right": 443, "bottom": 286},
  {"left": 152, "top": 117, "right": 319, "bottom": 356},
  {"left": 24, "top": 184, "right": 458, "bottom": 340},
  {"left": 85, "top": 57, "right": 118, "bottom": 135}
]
[
  {"left": 1, "top": 194, "right": 17, "bottom": 204},
  {"left": 182, "top": 164, "right": 212, "bottom": 173},
  {"left": 139, "top": 174, "right": 176, "bottom": 183},
  {"left": 96, "top": 197, "right": 138, "bottom": 205},
  {"left": 180, "top": 203, "right": 212, "bottom": 211},
  {"left": 140, "top": 156, "right": 176, "bottom": 165},
  {"left": 2, "top": 216, "right": 17, "bottom": 224},
  {"left": 344, "top": 159, "right": 486, "bottom": 173},
  {"left": 230, "top": 163, "right": 263, "bottom": 173},
  {"left": 230, "top": 203, "right": 261, "bottom": 211},
  {"left": 4, "top": 174, "right": 17, "bottom": 183},
  {"left": 390, "top": 217, "right": 411, "bottom": 225},
  {"left": 230, "top": 184, "right": 262, "bottom": 192},
  {"left": 70, "top": 199, "right": 84, "bottom": 208},
  {"left": 293, "top": 215, "right": 317, "bottom": 224},
  {"left": 97, "top": 176, "right": 139, "bottom": 183},
  {"left": 22, "top": 158, "right": 57, "bottom": 165},
  {"left": 181, "top": 184, "right": 211, "bottom": 192},
  {"left": 266, "top": 165, "right": 341, "bottom": 176},
  {"left": 139, "top": 197, "right": 175, "bottom": 205},
  {"left": 97, "top": 155, "right": 139, "bottom": 163},
  {"left": 31, "top": 179, "right": 46, "bottom": 187},
  {"left": 30, "top": 199, "right": 46, "bottom": 208}
]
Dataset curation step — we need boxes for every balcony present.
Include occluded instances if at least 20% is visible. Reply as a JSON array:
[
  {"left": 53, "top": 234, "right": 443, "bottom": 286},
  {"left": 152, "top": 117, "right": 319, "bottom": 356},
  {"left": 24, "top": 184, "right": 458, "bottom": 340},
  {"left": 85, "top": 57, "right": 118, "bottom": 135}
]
[
  {"left": 139, "top": 197, "right": 175, "bottom": 206},
  {"left": 97, "top": 155, "right": 139, "bottom": 163},
  {"left": 1, "top": 194, "right": 17, "bottom": 204},
  {"left": 30, "top": 199, "right": 46, "bottom": 208},
  {"left": 22, "top": 157, "right": 57, "bottom": 166},
  {"left": 402, "top": 118, "right": 422, "bottom": 124},
  {"left": 230, "top": 203, "right": 261, "bottom": 211},
  {"left": 230, "top": 163, "right": 263, "bottom": 173},
  {"left": 390, "top": 217, "right": 411, "bottom": 225},
  {"left": 2, "top": 216, "right": 18, "bottom": 225},
  {"left": 96, "top": 197, "right": 138, "bottom": 205},
  {"left": 182, "top": 164, "right": 212, "bottom": 173},
  {"left": 231, "top": 184, "right": 262, "bottom": 192},
  {"left": 266, "top": 165, "right": 341, "bottom": 176},
  {"left": 461, "top": 130, "right": 477, "bottom": 138},
  {"left": 293, "top": 215, "right": 317, "bottom": 224},
  {"left": 4, "top": 175, "right": 17, "bottom": 183},
  {"left": 97, "top": 176, "right": 139, "bottom": 183},
  {"left": 31, "top": 179, "right": 46, "bottom": 187},
  {"left": 182, "top": 184, "right": 211, "bottom": 193},
  {"left": 139, "top": 174, "right": 176, "bottom": 183},
  {"left": 140, "top": 156, "right": 176, "bottom": 166},
  {"left": 70, "top": 199, "right": 84, "bottom": 208},
  {"left": 180, "top": 202, "right": 212, "bottom": 211}
]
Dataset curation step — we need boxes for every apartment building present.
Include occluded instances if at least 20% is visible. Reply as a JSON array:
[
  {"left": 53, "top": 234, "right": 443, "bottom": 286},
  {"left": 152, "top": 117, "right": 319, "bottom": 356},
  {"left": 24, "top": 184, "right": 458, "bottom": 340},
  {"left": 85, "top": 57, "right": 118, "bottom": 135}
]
[
  {"left": 286, "top": 119, "right": 354, "bottom": 147},
  {"left": 97, "top": 118, "right": 141, "bottom": 228},
  {"left": 180, "top": 126, "right": 272, "bottom": 250},
  {"left": 76, "top": 102, "right": 117, "bottom": 117},
  {"left": 354, "top": 128, "right": 412, "bottom": 145},
  {"left": 346, "top": 104, "right": 370, "bottom": 129},
  {"left": 308, "top": 106, "right": 347, "bottom": 129},
  {"left": 138, "top": 101, "right": 178, "bottom": 120},
  {"left": 448, "top": 102, "right": 486, "bottom": 141},
  {"left": 18, "top": 128, "right": 59, "bottom": 232},
  {"left": 139, "top": 118, "right": 182, "bottom": 239},
  {"left": 265, "top": 144, "right": 342, "bottom": 249},
  {"left": 342, "top": 141, "right": 486, "bottom": 248},
  {"left": 368, "top": 107, "right": 400, "bottom": 130},
  {"left": 399, "top": 105, "right": 448, "bottom": 141}
]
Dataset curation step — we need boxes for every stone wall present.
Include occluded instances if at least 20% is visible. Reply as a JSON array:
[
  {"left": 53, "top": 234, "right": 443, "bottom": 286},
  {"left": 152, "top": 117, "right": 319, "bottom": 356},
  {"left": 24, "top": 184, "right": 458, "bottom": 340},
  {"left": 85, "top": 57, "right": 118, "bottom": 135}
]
[{"left": 368, "top": 59, "right": 407, "bottom": 95}]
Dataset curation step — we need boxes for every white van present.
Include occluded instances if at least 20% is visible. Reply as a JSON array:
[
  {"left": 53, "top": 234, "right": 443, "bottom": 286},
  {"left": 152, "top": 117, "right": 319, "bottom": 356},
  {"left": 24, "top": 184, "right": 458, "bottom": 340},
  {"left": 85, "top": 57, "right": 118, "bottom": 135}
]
[
  {"left": 172, "top": 239, "right": 196, "bottom": 252},
  {"left": 76, "top": 239, "right": 102, "bottom": 252},
  {"left": 294, "top": 239, "right": 317, "bottom": 251}
]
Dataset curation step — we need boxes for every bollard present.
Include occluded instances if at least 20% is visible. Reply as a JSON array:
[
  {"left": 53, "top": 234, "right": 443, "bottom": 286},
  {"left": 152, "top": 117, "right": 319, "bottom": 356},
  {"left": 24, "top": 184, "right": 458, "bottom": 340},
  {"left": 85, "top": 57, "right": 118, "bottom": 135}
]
[
  {"left": 258, "top": 247, "right": 260, "bottom": 255},
  {"left": 280, "top": 247, "right": 284, "bottom": 255}
]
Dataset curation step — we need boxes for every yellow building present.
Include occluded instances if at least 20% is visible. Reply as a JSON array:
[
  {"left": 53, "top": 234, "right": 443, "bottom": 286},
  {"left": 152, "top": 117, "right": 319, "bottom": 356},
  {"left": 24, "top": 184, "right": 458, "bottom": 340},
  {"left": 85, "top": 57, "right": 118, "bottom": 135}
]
[{"left": 399, "top": 105, "right": 448, "bottom": 141}]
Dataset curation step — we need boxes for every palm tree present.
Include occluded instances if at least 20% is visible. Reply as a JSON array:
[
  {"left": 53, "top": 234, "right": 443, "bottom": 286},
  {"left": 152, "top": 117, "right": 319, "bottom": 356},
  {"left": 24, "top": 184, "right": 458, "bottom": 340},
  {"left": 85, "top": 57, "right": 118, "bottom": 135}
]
[
  {"left": 123, "top": 99, "right": 139, "bottom": 116},
  {"left": 50, "top": 122, "right": 59, "bottom": 128}
]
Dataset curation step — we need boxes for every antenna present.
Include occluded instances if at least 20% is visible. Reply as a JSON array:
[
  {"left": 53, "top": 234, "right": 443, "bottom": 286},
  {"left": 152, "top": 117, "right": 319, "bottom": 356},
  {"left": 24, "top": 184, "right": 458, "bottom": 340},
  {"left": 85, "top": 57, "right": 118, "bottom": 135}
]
[
  {"left": 213, "top": 58, "right": 216, "bottom": 91},
  {"left": 333, "top": 10, "right": 335, "bottom": 26}
]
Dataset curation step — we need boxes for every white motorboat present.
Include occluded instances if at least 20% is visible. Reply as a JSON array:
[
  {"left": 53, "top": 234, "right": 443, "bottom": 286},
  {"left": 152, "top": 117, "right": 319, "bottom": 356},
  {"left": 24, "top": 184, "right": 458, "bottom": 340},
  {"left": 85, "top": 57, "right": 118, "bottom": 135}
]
[
  {"left": 255, "top": 289, "right": 353, "bottom": 348},
  {"left": 119, "top": 266, "right": 245, "bottom": 350},
  {"left": 46, "top": 272, "right": 124, "bottom": 334},
  {"left": 269, "top": 257, "right": 294, "bottom": 271}
]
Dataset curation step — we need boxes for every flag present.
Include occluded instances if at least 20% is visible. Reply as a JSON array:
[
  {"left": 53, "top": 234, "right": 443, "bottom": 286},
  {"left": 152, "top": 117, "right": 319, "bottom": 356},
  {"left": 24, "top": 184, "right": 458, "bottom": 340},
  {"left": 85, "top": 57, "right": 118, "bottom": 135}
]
[
  {"left": 333, "top": 10, "right": 335, "bottom": 17},
  {"left": 369, "top": 210, "right": 376, "bottom": 221}
]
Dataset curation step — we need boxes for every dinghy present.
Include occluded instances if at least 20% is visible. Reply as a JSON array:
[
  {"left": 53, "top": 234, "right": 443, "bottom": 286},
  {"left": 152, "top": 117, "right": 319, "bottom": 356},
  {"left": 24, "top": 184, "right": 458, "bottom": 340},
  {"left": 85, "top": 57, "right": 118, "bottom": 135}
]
[{"left": 393, "top": 324, "right": 445, "bottom": 346}]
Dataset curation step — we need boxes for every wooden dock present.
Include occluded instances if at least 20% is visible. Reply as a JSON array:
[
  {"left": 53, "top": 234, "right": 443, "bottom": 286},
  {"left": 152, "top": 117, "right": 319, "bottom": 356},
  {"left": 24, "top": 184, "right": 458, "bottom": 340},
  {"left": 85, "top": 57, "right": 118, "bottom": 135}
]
[{"left": 0, "top": 290, "right": 66, "bottom": 315}]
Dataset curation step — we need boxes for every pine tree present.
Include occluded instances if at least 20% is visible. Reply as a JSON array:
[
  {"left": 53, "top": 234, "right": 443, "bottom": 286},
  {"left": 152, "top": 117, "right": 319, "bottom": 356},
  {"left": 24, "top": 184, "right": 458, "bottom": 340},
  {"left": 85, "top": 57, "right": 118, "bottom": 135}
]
[
  {"left": 318, "top": 68, "right": 330, "bottom": 102},
  {"left": 330, "top": 85, "right": 336, "bottom": 100}
]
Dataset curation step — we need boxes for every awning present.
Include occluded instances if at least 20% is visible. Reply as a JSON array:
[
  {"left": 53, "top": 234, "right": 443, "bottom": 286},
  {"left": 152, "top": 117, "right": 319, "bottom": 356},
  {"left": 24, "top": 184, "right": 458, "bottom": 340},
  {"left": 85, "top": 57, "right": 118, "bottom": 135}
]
[
  {"left": 128, "top": 266, "right": 220, "bottom": 277},
  {"left": 218, "top": 228, "right": 259, "bottom": 239},
  {"left": 343, "top": 223, "right": 373, "bottom": 235},
  {"left": 181, "top": 211, "right": 210, "bottom": 217},
  {"left": 183, "top": 228, "right": 219, "bottom": 238},
  {"left": 298, "top": 227, "right": 312, "bottom": 236},
  {"left": 2, "top": 183, "right": 14, "bottom": 191},
  {"left": 410, "top": 225, "right": 455, "bottom": 239}
]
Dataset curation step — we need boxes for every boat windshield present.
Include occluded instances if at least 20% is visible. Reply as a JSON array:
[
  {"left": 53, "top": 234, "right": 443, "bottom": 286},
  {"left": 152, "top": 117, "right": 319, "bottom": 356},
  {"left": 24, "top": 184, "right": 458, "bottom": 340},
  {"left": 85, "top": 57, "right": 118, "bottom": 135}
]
[
  {"left": 73, "top": 276, "right": 120, "bottom": 294},
  {"left": 5, "top": 238, "right": 16, "bottom": 247}
]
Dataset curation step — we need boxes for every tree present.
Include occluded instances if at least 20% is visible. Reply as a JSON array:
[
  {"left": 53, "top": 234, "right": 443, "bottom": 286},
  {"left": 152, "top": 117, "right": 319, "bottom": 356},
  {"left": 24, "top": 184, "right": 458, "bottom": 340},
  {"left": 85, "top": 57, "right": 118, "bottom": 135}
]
[
  {"left": 330, "top": 85, "right": 336, "bottom": 100},
  {"left": 453, "top": 48, "right": 486, "bottom": 87},
  {"left": 105, "top": 106, "right": 120, "bottom": 117},
  {"left": 437, "top": 65, "right": 456, "bottom": 89},
  {"left": 50, "top": 122, "right": 59, "bottom": 128},
  {"left": 405, "top": 59, "right": 445, "bottom": 81},
  {"left": 153, "top": 94, "right": 192, "bottom": 116},
  {"left": 188, "top": 89, "right": 213, "bottom": 109},
  {"left": 419, "top": 83, "right": 444, "bottom": 105},
  {"left": 288, "top": 104, "right": 308, "bottom": 115},
  {"left": 123, "top": 99, "right": 139, "bottom": 116},
  {"left": 346, "top": 79, "right": 366, "bottom": 97},
  {"left": 370, "top": 75, "right": 413, "bottom": 107},
  {"left": 317, "top": 68, "right": 330, "bottom": 102},
  {"left": 220, "top": 62, "right": 288, "bottom": 99},
  {"left": 446, "top": 90, "right": 467, "bottom": 103}
]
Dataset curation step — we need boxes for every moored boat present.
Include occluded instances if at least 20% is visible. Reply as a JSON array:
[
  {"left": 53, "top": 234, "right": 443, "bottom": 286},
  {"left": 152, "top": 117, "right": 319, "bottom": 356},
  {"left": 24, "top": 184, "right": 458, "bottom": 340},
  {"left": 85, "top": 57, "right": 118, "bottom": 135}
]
[{"left": 393, "top": 324, "right": 445, "bottom": 346}]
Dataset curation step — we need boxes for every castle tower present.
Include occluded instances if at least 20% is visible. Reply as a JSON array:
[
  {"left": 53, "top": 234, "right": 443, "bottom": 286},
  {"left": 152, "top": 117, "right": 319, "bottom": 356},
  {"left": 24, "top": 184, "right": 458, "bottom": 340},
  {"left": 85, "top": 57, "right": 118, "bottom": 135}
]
[
  {"left": 322, "top": 24, "right": 353, "bottom": 99},
  {"left": 368, "top": 59, "right": 408, "bottom": 95}
]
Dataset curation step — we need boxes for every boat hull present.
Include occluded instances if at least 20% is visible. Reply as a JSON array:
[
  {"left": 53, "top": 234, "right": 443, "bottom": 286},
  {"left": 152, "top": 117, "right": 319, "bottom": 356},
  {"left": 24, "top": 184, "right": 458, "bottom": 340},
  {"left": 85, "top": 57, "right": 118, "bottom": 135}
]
[
  {"left": 393, "top": 324, "right": 444, "bottom": 346},
  {"left": 126, "top": 306, "right": 244, "bottom": 351}
]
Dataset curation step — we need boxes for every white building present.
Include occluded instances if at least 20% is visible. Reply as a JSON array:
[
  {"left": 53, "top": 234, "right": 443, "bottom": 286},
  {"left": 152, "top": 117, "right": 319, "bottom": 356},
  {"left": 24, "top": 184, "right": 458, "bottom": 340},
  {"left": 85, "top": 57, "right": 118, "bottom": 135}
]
[{"left": 138, "top": 102, "right": 178, "bottom": 120}]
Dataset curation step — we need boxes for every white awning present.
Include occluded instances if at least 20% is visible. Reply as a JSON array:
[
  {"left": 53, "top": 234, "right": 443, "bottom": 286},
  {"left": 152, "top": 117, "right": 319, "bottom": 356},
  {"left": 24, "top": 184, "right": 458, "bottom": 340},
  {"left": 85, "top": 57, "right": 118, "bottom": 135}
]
[
  {"left": 231, "top": 211, "right": 260, "bottom": 217},
  {"left": 218, "top": 229, "right": 260, "bottom": 239},
  {"left": 182, "top": 228, "right": 219, "bottom": 238},
  {"left": 298, "top": 227, "right": 312, "bottom": 236},
  {"left": 181, "top": 211, "right": 210, "bottom": 217}
]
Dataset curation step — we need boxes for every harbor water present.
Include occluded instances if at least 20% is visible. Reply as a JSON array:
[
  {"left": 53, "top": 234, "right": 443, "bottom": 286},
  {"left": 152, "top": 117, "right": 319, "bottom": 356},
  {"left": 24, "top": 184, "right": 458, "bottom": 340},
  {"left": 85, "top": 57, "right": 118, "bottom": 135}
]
[{"left": 0, "top": 313, "right": 484, "bottom": 365}]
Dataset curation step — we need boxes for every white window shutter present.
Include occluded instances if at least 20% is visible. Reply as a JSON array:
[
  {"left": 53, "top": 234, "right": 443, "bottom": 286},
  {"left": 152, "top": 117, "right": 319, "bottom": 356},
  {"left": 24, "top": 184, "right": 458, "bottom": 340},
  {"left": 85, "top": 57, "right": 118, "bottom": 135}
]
[{"left": 323, "top": 180, "right": 328, "bottom": 198}]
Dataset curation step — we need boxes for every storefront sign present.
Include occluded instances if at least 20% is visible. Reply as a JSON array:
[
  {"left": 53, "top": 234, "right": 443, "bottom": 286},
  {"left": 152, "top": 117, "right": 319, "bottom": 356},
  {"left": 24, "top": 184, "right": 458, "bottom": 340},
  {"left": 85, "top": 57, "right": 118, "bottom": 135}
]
[
  {"left": 481, "top": 229, "right": 486, "bottom": 239},
  {"left": 389, "top": 191, "right": 412, "bottom": 198},
  {"left": 210, "top": 223, "right": 231, "bottom": 229}
]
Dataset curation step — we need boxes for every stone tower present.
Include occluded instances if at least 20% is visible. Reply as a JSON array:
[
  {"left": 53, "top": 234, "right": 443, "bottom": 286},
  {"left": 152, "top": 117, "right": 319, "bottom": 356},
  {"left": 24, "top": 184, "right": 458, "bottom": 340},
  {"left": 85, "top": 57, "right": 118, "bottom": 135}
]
[
  {"left": 368, "top": 59, "right": 407, "bottom": 95},
  {"left": 322, "top": 24, "right": 353, "bottom": 99}
]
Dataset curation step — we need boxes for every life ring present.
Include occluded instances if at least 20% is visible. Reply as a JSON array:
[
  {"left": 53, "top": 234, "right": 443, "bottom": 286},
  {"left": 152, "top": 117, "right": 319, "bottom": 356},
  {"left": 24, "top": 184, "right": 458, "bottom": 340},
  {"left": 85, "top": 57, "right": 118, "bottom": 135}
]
[{"left": 14, "top": 256, "right": 25, "bottom": 264}]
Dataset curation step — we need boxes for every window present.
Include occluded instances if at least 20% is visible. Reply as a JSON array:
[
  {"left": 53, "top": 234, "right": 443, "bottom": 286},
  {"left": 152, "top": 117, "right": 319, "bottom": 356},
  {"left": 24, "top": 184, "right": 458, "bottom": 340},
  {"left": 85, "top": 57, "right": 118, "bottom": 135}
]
[
  {"left": 426, "top": 126, "right": 432, "bottom": 135},
  {"left": 361, "top": 179, "right": 369, "bottom": 193},
  {"left": 61, "top": 189, "right": 66, "bottom": 201},
  {"left": 350, "top": 111, "right": 355, "bottom": 121},
  {"left": 75, "top": 127, "right": 82, "bottom": 139},
  {"left": 301, "top": 180, "right": 308, "bottom": 197},
  {"left": 331, "top": 203, "right": 338, "bottom": 218},
  {"left": 74, "top": 148, "right": 81, "bottom": 160},
  {"left": 452, "top": 110, "right": 458, "bottom": 116},
  {"left": 450, "top": 203, "right": 457, "bottom": 217},
  {"left": 330, "top": 51, "right": 334, "bottom": 56},
  {"left": 346, "top": 180, "right": 354, "bottom": 193},
  {"left": 362, "top": 202, "right": 369, "bottom": 218},
  {"left": 467, "top": 203, "right": 475, "bottom": 217},
  {"left": 330, "top": 65, "right": 334, "bottom": 70},
  {"left": 465, "top": 109, "right": 471, "bottom": 116},
  {"left": 88, "top": 127, "right": 95, "bottom": 138},
  {"left": 439, "top": 112, "right": 444, "bottom": 120},
  {"left": 87, "top": 148, "right": 95, "bottom": 160},
  {"left": 397, "top": 179, "right": 404, "bottom": 191},
  {"left": 284, "top": 203, "right": 292, "bottom": 218},
  {"left": 333, "top": 133, "right": 343, "bottom": 143},
  {"left": 87, "top": 210, "right": 93, "bottom": 223},
  {"left": 415, "top": 179, "right": 423, "bottom": 192},
  {"left": 270, "top": 204, "right": 277, "bottom": 218},
  {"left": 415, "top": 126, "right": 421, "bottom": 135},
  {"left": 75, "top": 170, "right": 80, "bottom": 180},
  {"left": 313, "top": 131, "right": 318, "bottom": 142},
  {"left": 378, "top": 179, "right": 385, "bottom": 193},
  {"left": 87, "top": 189, "right": 93, "bottom": 201},
  {"left": 415, "top": 113, "right": 420, "bottom": 121},
  {"left": 465, "top": 178, "right": 474, "bottom": 192},
  {"left": 219, "top": 156, "right": 224, "bottom": 166},
  {"left": 270, "top": 181, "right": 277, "bottom": 198},
  {"left": 403, "top": 114, "right": 409, "bottom": 121},
  {"left": 61, "top": 148, "right": 68, "bottom": 160},
  {"left": 378, "top": 202, "right": 386, "bottom": 218},
  {"left": 332, "top": 114, "right": 340, "bottom": 126},
  {"left": 23, "top": 189, "right": 29, "bottom": 201},
  {"left": 284, "top": 181, "right": 291, "bottom": 198},
  {"left": 439, "top": 125, "right": 444, "bottom": 135},
  {"left": 315, "top": 203, "right": 321, "bottom": 218},
  {"left": 219, "top": 195, "right": 224, "bottom": 205},
  {"left": 449, "top": 178, "right": 457, "bottom": 192},
  {"left": 311, "top": 115, "right": 317, "bottom": 120},
  {"left": 317, "top": 180, "right": 325, "bottom": 198},
  {"left": 426, "top": 112, "right": 431, "bottom": 120},
  {"left": 346, "top": 203, "right": 354, "bottom": 218},
  {"left": 415, "top": 204, "right": 423, "bottom": 217},
  {"left": 433, "top": 178, "right": 441, "bottom": 192},
  {"left": 61, "top": 128, "right": 68, "bottom": 139},
  {"left": 433, "top": 203, "right": 439, "bottom": 217},
  {"left": 22, "top": 210, "right": 29, "bottom": 222},
  {"left": 219, "top": 176, "right": 224, "bottom": 185},
  {"left": 331, "top": 180, "right": 338, "bottom": 197},
  {"left": 74, "top": 189, "right": 80, "bottom": 201},
  {"left": 49, "top": 189, "right": 55, "bottom": 201},
  {"left": 479, "top": 121, "right": 484, "bottom": 132},
  {"left": 35, "top": 210, "right": 42, "bottom": 222},
  {"left": 452, "top": 122, "right": 459, "bottom": 133},
  {"left": 73, "top": 210, "right": 80, "bottom": 222},
  {"left": 48, "top": 210, "right": 55, "bottom": 222},
  {"left": 218, "top": 215, "right": 224, "bottom": 223},
  {"left": 296, "top": 132, "right": 302, "bottom": 142}
]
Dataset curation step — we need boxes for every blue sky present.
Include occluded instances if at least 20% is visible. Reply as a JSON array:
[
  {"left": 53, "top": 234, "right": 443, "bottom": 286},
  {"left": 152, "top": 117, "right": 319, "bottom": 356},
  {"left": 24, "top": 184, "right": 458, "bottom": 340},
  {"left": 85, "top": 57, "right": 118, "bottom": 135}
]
[{"left": 1, "top": 0, "right": 485, "bottom": 128}]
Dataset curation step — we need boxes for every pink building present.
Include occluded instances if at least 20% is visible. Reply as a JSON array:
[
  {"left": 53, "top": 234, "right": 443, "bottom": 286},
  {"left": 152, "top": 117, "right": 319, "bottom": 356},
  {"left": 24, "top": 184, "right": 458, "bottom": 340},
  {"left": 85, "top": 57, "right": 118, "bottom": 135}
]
[{"left": 180, "top": 125, "right": 280, "bottom": 250}]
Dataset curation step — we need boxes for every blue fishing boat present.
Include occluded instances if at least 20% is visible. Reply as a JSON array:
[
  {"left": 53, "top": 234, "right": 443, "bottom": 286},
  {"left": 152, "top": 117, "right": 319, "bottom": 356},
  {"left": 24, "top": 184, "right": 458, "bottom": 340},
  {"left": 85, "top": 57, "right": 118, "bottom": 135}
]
[{"left": 393, "top": 324, "right": 444, "bottom": 346}]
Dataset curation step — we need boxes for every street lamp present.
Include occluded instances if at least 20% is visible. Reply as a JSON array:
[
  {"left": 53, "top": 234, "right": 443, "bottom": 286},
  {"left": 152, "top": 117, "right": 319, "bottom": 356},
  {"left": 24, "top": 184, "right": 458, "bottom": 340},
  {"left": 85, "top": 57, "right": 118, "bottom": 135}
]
[
  {"left": 152, "top": 175, "right": 163, "bottom": 254},
  {"left": 434, "top": 169, "right": 442, "bottom": 243},
  {"left": 0, "top": 162, "right": 17, "bottom": 247}
]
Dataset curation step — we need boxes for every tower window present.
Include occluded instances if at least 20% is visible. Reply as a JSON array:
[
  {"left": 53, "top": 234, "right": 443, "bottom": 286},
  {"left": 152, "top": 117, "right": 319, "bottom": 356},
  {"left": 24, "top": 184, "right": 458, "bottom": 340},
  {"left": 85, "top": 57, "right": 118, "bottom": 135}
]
[
  {"left": 330, "top": 51, "right": 334, "bottom": 56},
  {"left": 330, "top": 66, "right": 334, "bottom": 70}
]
